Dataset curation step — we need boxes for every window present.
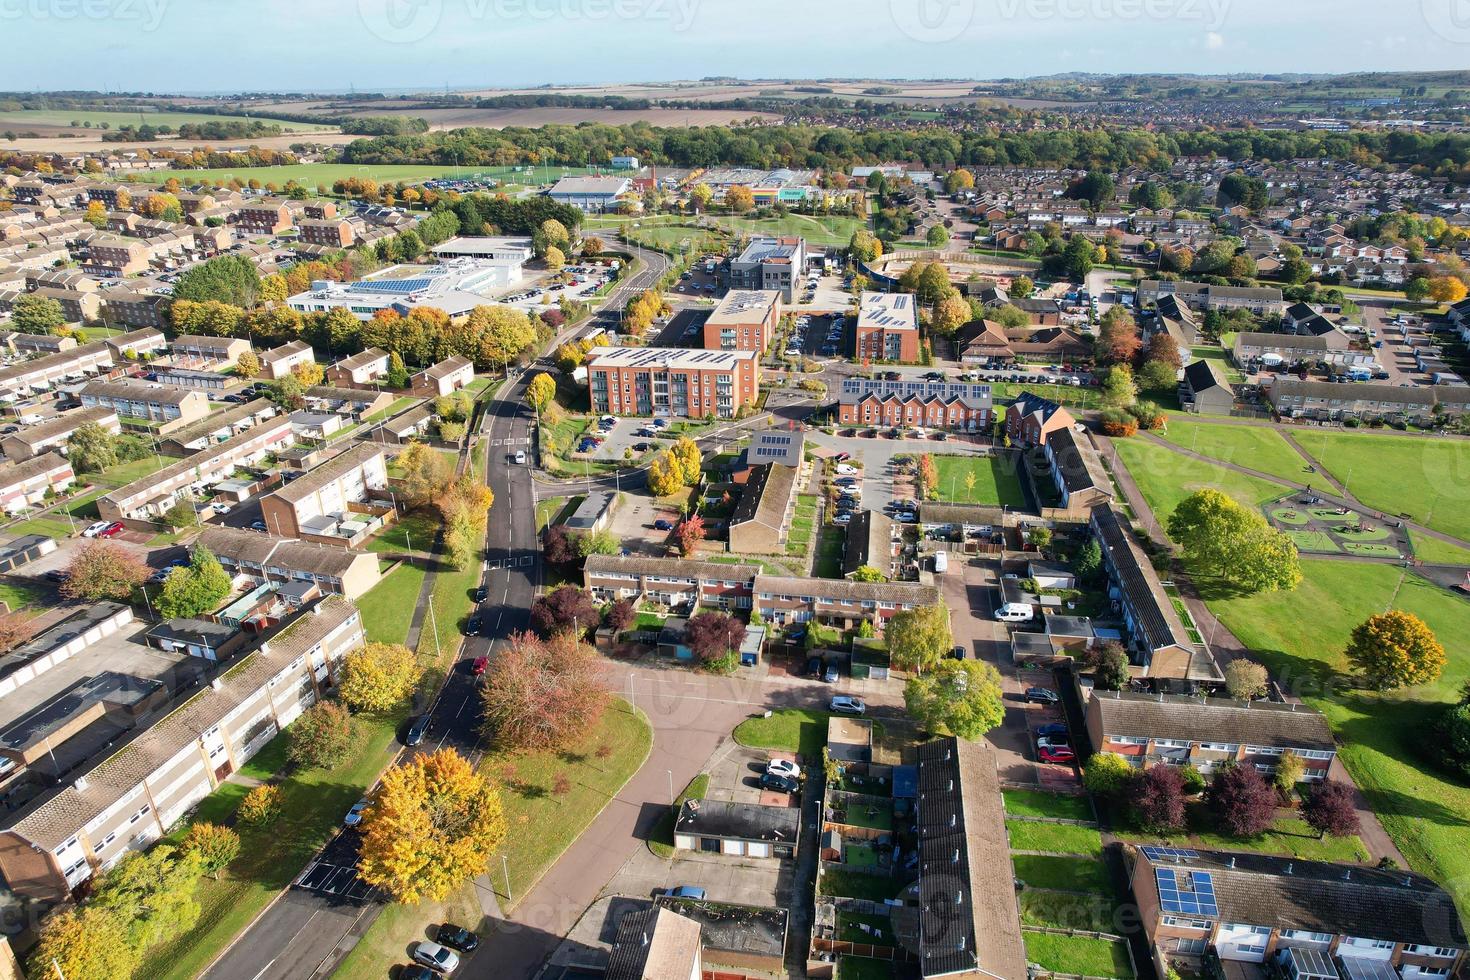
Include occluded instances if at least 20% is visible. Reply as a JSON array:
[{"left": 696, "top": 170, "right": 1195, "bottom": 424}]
[
  {"left": 1409, "top": 947, "right": 1458, "bottom": 959},
  {"left": 1162, "top": 916, "right": 1211, "bottom": 930}
]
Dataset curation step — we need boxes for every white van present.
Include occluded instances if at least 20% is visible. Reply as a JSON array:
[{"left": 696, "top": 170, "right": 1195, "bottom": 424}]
[
  {"left": 933, "top": 551, "right": 949, "bottom": 574},
  {"left": 995, "top": 602, "right": 1034, "bottom": 623}
]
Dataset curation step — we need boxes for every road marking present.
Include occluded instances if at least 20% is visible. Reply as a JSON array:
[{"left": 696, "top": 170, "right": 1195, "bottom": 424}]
[{"left": 250, "top": 961, "right": 278, "bottom": 980}]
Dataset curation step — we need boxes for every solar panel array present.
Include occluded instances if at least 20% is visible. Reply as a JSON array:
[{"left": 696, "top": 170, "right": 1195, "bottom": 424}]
[
  {"left": 1155, "top": 867, "right": 1219, "bottom": 918},
  {"left": 1141, "top": 845, "right": 1200, "bottom": 862},
  {"left": 354, "top": 278, "right": 434, "bottom": 295}
]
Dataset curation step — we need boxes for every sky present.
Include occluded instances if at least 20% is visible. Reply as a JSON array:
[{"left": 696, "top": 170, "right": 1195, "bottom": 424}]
[{"left": 1, "top": 0, "right": 1468, "bottom": 93}]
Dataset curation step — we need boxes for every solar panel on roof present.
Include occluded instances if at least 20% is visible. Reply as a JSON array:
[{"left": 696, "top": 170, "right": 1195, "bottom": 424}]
[
  {"left": 1141, "top": 845, "right": 1200, "bottom": 861},
  {"left": 1154, "top": 867, "right": 1218, "bottom": 917}
]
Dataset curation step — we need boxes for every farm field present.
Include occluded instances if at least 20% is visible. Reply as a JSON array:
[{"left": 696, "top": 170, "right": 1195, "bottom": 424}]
[
  {"left": 125, "top": 163, "right": 473, "bottom": 187},
  {"left": 1290, "top": 431, "right": 1470, "bottom": 543},
  {"left": 1111, "top": 436, "right": 1289, "bottom": 522},
  {"left": 1208, "top": 560, "right": 1470, "bottom": 914},
  {"left": 0, "top": 109, "right": 330, "bottom": 131},
  {"left": 1155, "top": 420, "right": 1312, "bottom": 486}
]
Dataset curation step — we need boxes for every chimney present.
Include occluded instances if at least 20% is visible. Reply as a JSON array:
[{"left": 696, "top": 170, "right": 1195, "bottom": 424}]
[
  {"left": 73, "top": 775, "right": 89, "bottom": 792},
  {"left": 1344, "top": 869, "right": 1352, "bottom": 881},
  {"left": 1285, "top": 862, "right": 1294, "bottom": 875}
]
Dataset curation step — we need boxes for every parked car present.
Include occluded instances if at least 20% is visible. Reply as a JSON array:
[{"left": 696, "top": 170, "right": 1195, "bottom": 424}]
[
  {"left": 344, "top": 799, "right": 369, "bottom": 827},
  {"left": 1037, "top": 735, "right": 1071, "bottom": 751},
  {"left": 405, "top": 715, "right": 430, "bottom": 746},
  {"left": 834, "top": 463, "right": 859, "bottom": 476},
  {"left": 661, "top": 885, "right": 707, "bottom": 899},
  {"left": 830, "top": 695, "right": 866, "bottom": 715},
  {"left": 1038, "top": 745, "right": 1076, "bottom": 765},
  {"left": 766, "top": 759, "right": 802, "bottom": 780},
  {"left": 82, "top": 520, "right": 111, "bottom": 538},
  {"left": 436, "top": 924, "right": 480, "bottom": 952},
  {"left": 760, "top": 771, "right": 800, "bottom": 793},
  {"left": 410, "top": 941, "right": 460, "bottom": 974},
  {"left": 995, "top": 603, "right": 1034, "bottom": 623},
  {"left": 832, "top": 512, "right": 853, "bottom": 526},
  {"left": 805, "top": 656, "right": 823, "bottom": 676},
  {"left": 1034, "top": 723, "right": 1068, "bottom": 739},
  {"left": 464, "top": 615, "right": 480, "bottom": 636},
  {"left": 472, "top": 656, "right": 489, "bottom": 676},
  {"left": 822, "top": 663, "right": 840, "bottom": 683},
  {"left": 250, "top": 520, "right": 267, "bottom": 532},
  {"left": 833, "top": 451, "right": 851, "bottom": 462},
  {"left": 653, "top": 519, "right": 675, "bottom": 531},
  {"left": 473, "top": 587, "right": 488, "bottom": 603},
  {"left": 400, "top": 967, "right": 437, "bottom": 980},
  {"left": 1023, "top": 687, "right": 1060, "bottom": 705},
  {"left": 98, "top": 521, "right": 125, "bottom": 539},
  {"left": 512, "top": 450, "right": 527, "bottom": 465}
]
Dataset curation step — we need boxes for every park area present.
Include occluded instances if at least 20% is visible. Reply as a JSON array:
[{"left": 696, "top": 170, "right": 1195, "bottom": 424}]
[
  {"left": 1155, "top": 419, "right": 1314, "bottom": 485},
  {"left": 1267, "top": 503, "right": 1408, "bottom": 558},
  {"left": 929, "top": 453, "right": 1027, "bottom": 507},
  {"left": 126, "top": 162, "right": 472, "bottom": 187},
  {"left": 1111, "top": 436, "right": 1288, "bottom": 521}
]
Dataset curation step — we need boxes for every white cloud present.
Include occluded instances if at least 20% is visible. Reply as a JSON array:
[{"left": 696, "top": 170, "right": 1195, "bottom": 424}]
[{"left": 1205, "top": 31, "right": 1225, "bottom": 50}]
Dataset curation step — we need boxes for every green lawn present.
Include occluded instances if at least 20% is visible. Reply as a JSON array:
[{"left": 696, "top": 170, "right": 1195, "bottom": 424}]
[
  {"left": 1208, "top": 560, "right": 1470, "bottom": 913},
  {"left": 649, "top": 773, "right": 710, "bottom": 859},
  {"left": 357, "top": 563, "right": 427, "bottom": 646},
  {"left": 536, "top": 495, "right": 575, "bottom": 532},
  {"left": 368, "top": 510, "right": 439, "bottom": 554},
  {"left": 127, "top": 162, "right": 472, "bottom": 187},
  {"left": 733, "top": 708, "right": 830, "bottom": 758},
  {"left": 0, "top": 581, "right": 44, "bottom": 611},
  {"left": 1006, "top": 819, "right": 1103, "bottom": 856},
  {"left": 1189, "top": 346, "right": 1245, "bottom": 384},
  {"left": 1020, "top": 889, "right": 1119, "bottom": 933},
  {"left": 837, "top": 911, "right": 895, "bottom": 945},
  {"left": 1112, "top": 436, "right": 1289, "bottom": 523},
  {"left": 1286, "top": 530, "right": 1341, "bottom": 554},
  {"left": 138, "top": 711, "right": 406, "bottom": 980},
  {"left": 930, "top": 454, "right": 1027, "bottom": 507},
  {"left": 1411, "top": 531, "right": 1470, "bottom": 566},
  {"left": 1156, "top": 420, "right": 1312, "bottom": 485},
  {"left": 1003, "top": 789, "right": 1094, "bottom": 821},
  {"left": 1024, "top": 932, "right": 1134, "bottom": 978},
  {"left": 95, "top": 453, "right": 172, "bottom": 487},
  {"left": 818, "top": 867, "right": 902, "bottom": 902},
  {"left": 836, "top": 955, "right": 894, "bottom": 980},
  {"left": 1011, "top": 854, "right": 1111, "bottom": 895},
  {"left": 1118, "top": 804, "right": 1368, "bottom": 864},
  {"left": 814, "top": 526, "right": 845, "bottom": 578},
  {"left": 0, "top": 108, "right": 329, "bottom": 131},
  {"left": 1291, "top": 431, "right": 1470, "bottom": 543}
]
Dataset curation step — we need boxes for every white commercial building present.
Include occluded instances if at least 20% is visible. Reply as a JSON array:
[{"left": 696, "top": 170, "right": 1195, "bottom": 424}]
[{"left": 285, "top": 258, "right": 523, "bottom": 321}]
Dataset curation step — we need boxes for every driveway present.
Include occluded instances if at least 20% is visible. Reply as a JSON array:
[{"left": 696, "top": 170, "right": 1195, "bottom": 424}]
[{"left": 806, "top": 429, "right": 990, "bottom": 513}]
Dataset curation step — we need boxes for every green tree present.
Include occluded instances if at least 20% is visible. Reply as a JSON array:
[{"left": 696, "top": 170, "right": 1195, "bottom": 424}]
[
  {"left": 577, "top": 528, "right": 620, "bottom": 558},
  {"left": 67, "top": 421, "right": 119, "bottom": 474},
  {"left": 1273, "top": 749, "right": 1306, "bottom": 797},
  {"left": 1083, "top": 752, "right": 1135, "bottom": 797},
  {"left": 1075, "top": 538, "right": 1102, "bottom": 582},
  {"left": 12, "top": 292, "right": 66, "bottom": 333},
  {"left": 1345, "top": 610, "right": 1446, "bottom": 690},
  {"left": 904, "top": 659, "right": 1005, "bottom": 739},
  {"left": 156, "top": 547, "right": 232, "bottom": 619},
  {"left": 886, "top": 601, "right": 951, "bottom": 674},
  {"left": 1090, "top": 641, "right": 1132, "bottom": 691},
  {"left": 1100, "top": 364, "right": 1138, "bottom": 408},
  {"left": 92, "top": 845, "right": 204, "bottom": 951},
  {"left": 173, "top": 254, "right": 262, "bottom": 306},
  {"left": 1167, "top": 489, "right": 1302, "bottom": 594},
  {"left": 851, "top": 565, "right": 887, "bottom": 583},
  {"left": 848, "top": 228, "right": 882, "bottom": 263},
  {"left": 1137, "top": 359, "right": 1179, "bottom": 393},
  {"left": 926, "top": 224, "right": 950, "bottom": 247},
  {"left": 287, "top": 701, "right": 355, "bottom": 769}
]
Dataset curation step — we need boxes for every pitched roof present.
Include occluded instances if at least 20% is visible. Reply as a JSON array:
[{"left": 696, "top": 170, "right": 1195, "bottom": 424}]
[
  {"left": 1092, "top": 506, "right": 1193, "bottom": 655},
  {"left": 843, "top": 510, "right": 894, "bottom": 577},
  {"left": 729, "top": 463, "right": 796, "bottom": 534},
  {"left": 1270, "top": 377, "right": 1437, "bottom": 406},
  {"left": 266, "top": 443, "right": 384, "bottom": 505},
  {"left": 754, "top": 574, "right": 938, "bottom": 607},
  {"left": 1091, "top": 690, "right": 1334, "bottom": 751},
  {"left": 197, "top": 525, "right": 377, "bottom": 579},
  {"left": 1183, "top": 358, "right": 1230, "bottom": 395},
  {"left": 583, "top": 554, "right": 760, "bottom": 584},
  {"left": 0, "top": 451, "right": 72, "bottom": 487},
  {"left": 606, "top": 906, "right": 703, "bottom": 980},
  {"left": 1047, "top": 427, "right": 1112, "bottom": 498}
]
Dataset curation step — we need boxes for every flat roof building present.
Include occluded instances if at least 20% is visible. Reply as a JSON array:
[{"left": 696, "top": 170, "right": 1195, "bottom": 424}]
[
  {"left": 287, "top": 259, "right": 522, "bottom": 322},
  {"left": 855, "top": 291, "right": 921, "bottom": 363},
  {"left": 586, "top": 346, "right": 760, "bottom": 419},
  {"left": 704, "top": 289, "right": 780, "bottom": 353}
]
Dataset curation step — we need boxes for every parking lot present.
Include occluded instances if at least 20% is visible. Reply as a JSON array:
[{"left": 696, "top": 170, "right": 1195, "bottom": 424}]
[
  {"left": 784, "top": 313, "right": 847, "bottom": 360},
  {"left": 295, "top": 829, "right": 380, "bottom": 903},
  {"left": 598, "top": 489, "right": 684, "bottom": 556},
  {"left": 569, "top": 415, "right": 674, "bottom": 462}
]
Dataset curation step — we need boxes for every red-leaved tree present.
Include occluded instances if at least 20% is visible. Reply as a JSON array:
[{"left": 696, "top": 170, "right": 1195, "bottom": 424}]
[
  {"left": 1207, "top": 762, "right": 1277, "bottom": 838},
  {"left": 1130, "top": 764, "right": 1186, "bottom": 833},
  {"left": 683, "top": 612, "right": 745, "bottom": 663},
  {"left": 480, "top": 631, "right": 609, "bottom": 751},
  {"left": 604, "top": 598, "right": 635, "bottom": 634},
  {"left": 543, "top": 524, "right": 578, "bottom": 568},
  {"left": 675, "top": 515, "right": 706, "bottom": 556},
  {"left": 1302, "top": 779, "right": 1360, "bottom": 839},
  {"left": 530, "top": 585, "right": 599, "bottom": 638}
]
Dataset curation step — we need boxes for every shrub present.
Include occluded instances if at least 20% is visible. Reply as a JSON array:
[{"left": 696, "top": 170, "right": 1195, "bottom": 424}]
[
  {"left": 1099, "top": 408, "right": 1138, "bottom": 437},
  {"left": 237, "top": 784, "right": 283, "bottom": 826}
]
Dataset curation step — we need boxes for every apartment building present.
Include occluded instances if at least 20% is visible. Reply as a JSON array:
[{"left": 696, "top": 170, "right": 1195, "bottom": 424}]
[
  {"left": 0, "top": 452, "right": 74, "bottom": 514},
  {"left": 326, "top": 347, "right": 390, "bottom": 388},
  {"left": 171, "top": 335, "right": 250, "bottom": 368},
  {"left": 100, "top": 287, "right": 170, "bottom": 330},
  {"left": 409, "top": 355, "right": 474, "bottom": 398},
  {"left": 1091, "top": 506, "right": 1222, "bottom": 686},
  {"left": 0, "top": 341, "right": 115, "bottom": 397},
  {"left": 1005, "top": 391, "right": 1075, "bottom": 447},
  {"left": 836, "top": 377, "right": 993, "bottom": 431},
  {"left": 703, "top": 289, "right": 780, "bottom": 353},
  {"left": 1087, "top": 690, "right": 1336, "bottom": 780},
  {"left": 31, "top": 287, "right": 101, "bottom": 325},
  {"left": 3, "top": 332, "right": 74, "bottom": 356},
  {"left": 196, "top": 526, "right": 382, "bottom": 601},
  {"left": 727, "top": 236, "right": 806, "bottom": 301},
  {"left": 1266, "top": 378, "right": 1443, "bottom": 425},
  {"left": 103, "top": 327, "right": 167, "bottom": 360},
  {"left": 1044, "top": 426, "right": 1114, "bottom": 513},
  {"left": 80, "top": 378, "right": 210, "bottom": 429},
  {"left": 0, "top": 406, "right": 119, "bottom": 461},
  {"left": 583, "top": 555, "right": 760, "bottom": 611},
  {"left": 854, "top": 292, "right": 921, "bottom": 363},
  {"left": 259, "top": 340, "right": 316, "bottom": 381},
  {"left": 0, "top": 597, "right": 365, "bottom": 901},
  {"left": 297, "top": 218, "right": 355, "bottom": 249},
  {"left": 235, "top": 200, "right": 293, "bottom": 236},
  {"left": 1130, "top": 847, "right": 1465, "bottom": 974},
  {"left": 97, "top": 416, "right": 295, "bottom": 521},
  {"left": 158, "top": 399, "right": 277, "bottom": 456},
  {"left": 1137, "top": 280, "right": 1283, "bottom": 314},
  {"left": 82, "top": 235, "right": 150, "bottom": 277},
  {"left": 754, "top": 574, "right": 938, "bottom": 632},
  {"left": 585, "top": 347, "right": 760, "bottom": 419},
  {"left": 257, "top": 443, "right": 388, "bottom": 541}
]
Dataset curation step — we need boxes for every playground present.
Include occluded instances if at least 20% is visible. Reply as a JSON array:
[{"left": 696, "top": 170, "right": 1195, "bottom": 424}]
[{"left": 1267, "top": 494, "right": 1409, "bottom": 559}]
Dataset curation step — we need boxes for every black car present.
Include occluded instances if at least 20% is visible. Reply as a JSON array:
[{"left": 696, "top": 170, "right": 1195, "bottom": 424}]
[
  {"left": 436, "top": 923, "right": 480, "bottom": 952},
  {"left": 1023, "top": 687, "right": 1060, "bottom": 705},
  {"left": 806, "top": 656, "right": 823, "bottom": 676},
  {"left": 405, "top": 715, "right": 430, "bottom": 746},
  {"left": 44, "top": 569, "right": 70, "bottom": 583},
  {"left": 464, "top": 615, "right": 480, "bottom": 636},
  {"left": 473, "top": 587, "right": 488, "bottom": 603},
  {"left": 400, "top": 967, "right": 437, "bottom": 980},
  {"left": 760, "top": 772, "right": 799, "bottom": 793}
]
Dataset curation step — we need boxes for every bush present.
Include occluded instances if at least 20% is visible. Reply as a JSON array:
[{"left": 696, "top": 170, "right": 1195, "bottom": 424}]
[
  {"left": 1179, "top": 764, "right": 1206, "bottom": 796},
  {"left": 1099, "top": 408, "right": 1138, "bottom": 437},
  {"left": 237, "top": 784, "right": 283, "bottom": 826},
  {"left": 1083, "top": 752, "right": 1135, "bottom": 797}
]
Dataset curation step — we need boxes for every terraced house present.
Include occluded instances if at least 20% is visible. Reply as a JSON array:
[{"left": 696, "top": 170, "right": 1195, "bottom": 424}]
[
  {"left": 835, "top": 377, "right": 994, "bottom": 431},
  {"left": 583, "top": 555, "right": 759, "bottom": 612},
  {"left": 754, "top": 575, "right": 938, "bottom": 631},
  {"left": 1086, "top": 690, "right": 1337, "bottom": 780}
]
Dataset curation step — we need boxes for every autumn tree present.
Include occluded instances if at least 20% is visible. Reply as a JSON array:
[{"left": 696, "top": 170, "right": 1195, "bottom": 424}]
[
  {"left": 339, "top": 642, "right": 423, "bottom": 713},
  {"left": 1084, "top": 752, "right": 1135, "bottom": 797},
  {"left": 543, "top": 524, "right": 578, "bottom": 567},
  {"left": 237, "top": 784, "right": 282, "bottom": 825},
  {"left": 12, "top": 293, "right": 66, "bottom": 333},
  {"left": 1207, "top": 762, "right": 1277, "bottom": 838},
  {"left": 684, "top": 611, "right": 745, "bottom": 664},
  {"left": 28, "top": 905, "right": 140, "bottom": 980},
  {"left": 848, "top": 228, "right": 882, "bottom": 263},
  {"left": 396, "top": 441, "right": 454, "bottom": 508},
  {"left": 689, "top": 183, "right": 714, "bottom": 211},
  {"left": 287, "top": 701, "right": 354, "bottom": 769},
  {"left": 646, "top": 452, "right": 683, "bottom": 497},
  {"left": 725, "top": 185, "right": 755, "bottom": 213},
  {"left": 180, "top": 822, "right": 240, "bottom": 879},
  {"left": 544, "top": 245, "right": 566, "bottom": 271},
  {"left": 64, "top": 541, "right": 149, "bottom": 602},
  {"left": 1097, "top": 306, "right": 1141, "bottom": 365},
  {"left": 1273, "top": 750, "right": 1306, "bottom": 798},
  {"left": 1345, "top": 611, "right": 1445, "bottom": 689},
  {"left": 1143, "top": 331, "right": 1183, "bottom": 370},
  {"left": 904, "top": 659, "right": 1005, "bottom": 739},
  {"left": 669, "top": 436, "right": 702, "bottom": 484},
  {"left": 1302, "top": 780, "right": 1360, "bottom": 839},
  {"left": 605, "top": 598, "right": 635, "bottom": 634},
  {"left": 525, "top": 372, "right": 557, "bottom": 416},
  {"left": 1427, "top": 276, "right": 1468, "bottom": 304},
  {"left": 675, "top": 514, "right": 706, "bottom": 556},
  {"left": 851, "top": 565, "right": 886, "bottom": 583},
  {"left": 235, "top": 349, "right": 261, "bottom": 379},
  {"left": 581, "top": 234, "right": 604, "bottom": 255},
  {"left": 930, "top": 289, "right": 972, "bottom": 336},
  {"left": 1130, "top": 764, "right": 1186, "bottom": 832},
  {"left": 1167, "top": 489, "right": 1302, "bottom": 594},
  {"left": 886, "top": 601, "right": 952, "bottom": 674},
  {"left": 291, "top": 359, "right": 325, "bottom": 387},
  {"left": 357, "top": 748, "right": 507, "bottom": 904},
  {"left": 530, "top": 584, "right": 599, "bottom": 638},
  {"left": 1225, "top": 659, "right": 1270, "bottom": 700},
  {"left": 480, "top": 631, "right": 608, "bottom": 751}
]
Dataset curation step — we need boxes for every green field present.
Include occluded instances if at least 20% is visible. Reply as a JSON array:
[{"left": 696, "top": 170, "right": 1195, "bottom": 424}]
[
  {"left": 1003, "top": 789, "right": 1094, "bottom": 821},
  {"left": 357, "top": 563, "right": 427, "bottom": 646},
  {"left": 1410, "top": 531, "right": 1470, "bottom": 566},
  {"left": 1020, "top": 890, "right": 1119, "bottom": 933},
  {"left": 733, "top": 708, "right": 830, "bottom": 758},
  {"left": 1156, "top": 420, "right": 1312, "bottom": 485},
  {"left": 931, "top": 454, "right": 1027, "bottom": 507},
  {"left": 1208, "top": 561, "right": 1470, "bottom": 915},
  {"left": 1024, "top": 932, "right": 1134, "bottom": 978},
  {"left": 126, "top": 163, "right": 471, "bottom": 187},
  {"left": 1006, "top": 819, "right": 1103, "bottom": 856},
  {"left": 1011, "top": 854, "right": 1112, "bottom": 895},
  {"left": 1112, "top": 436, "right": 1289, "bottom": 523},
  {"left": 1291, "top": 431, "right": 1470, "bottom": 543},
  {"left": 0, "top": 108, "right": 329, "bottom": 131},
  {"left": 590, "top": 211, "right": 866, "bottom": 247}
]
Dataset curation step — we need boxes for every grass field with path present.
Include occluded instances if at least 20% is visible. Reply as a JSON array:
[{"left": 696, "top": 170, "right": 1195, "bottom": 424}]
[
  {"left": 1112, "top": 436, "right": 1289, "bottom": 522},
  {"left": 1208, "top": 560, "right": 1470, "bottom": 913},
  {"left": 1410, "top": 531, "right": 1470, "bottom": 566},
  {"left": 1156, "top": 420, "right": 1313, "bottom": 485},
  {"left": 357, "top": 563, "right": 427, "bottom": 646},
  {"left": 930, "top": 454, "right": 1027, "bottom": 507},
  {"left": 733, "top": 708, "right": 830, "bottom": 758},
  {"left": 1291, "top": 431, "right": 1470, "bottom": 543}
]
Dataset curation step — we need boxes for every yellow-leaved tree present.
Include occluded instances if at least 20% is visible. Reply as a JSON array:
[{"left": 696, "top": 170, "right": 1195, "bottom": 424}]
[
  {"left": 339, "top": 642, "right": 423, "bottom": 713},
  {"left": 646, "top": 452, "right": 683, "bottom": 497},
  {"left": 28, "top": 905, "right": 140, "bottom": 980},
  {"left": 357, "top": 748, "right": 506, "bottom": 903},
  {"left": 668, "top": 436, "right": 702, "bottom": 485}
]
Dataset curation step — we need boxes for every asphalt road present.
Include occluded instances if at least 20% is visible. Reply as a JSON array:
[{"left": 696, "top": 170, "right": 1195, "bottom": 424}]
[{"left": 200, "top": 238, "right": 672, "bottom": 980}]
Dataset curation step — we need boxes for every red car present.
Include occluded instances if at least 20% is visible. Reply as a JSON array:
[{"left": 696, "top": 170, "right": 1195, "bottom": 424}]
[
  {"left": 1038, "top": 745, "right": 1076, "bottom": 765},
  {"left": 98, "top": 522, "right": 125, "bottom": 539},
  {"left": 472, "top": 656, "right": 489, "bottom": 677}
]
